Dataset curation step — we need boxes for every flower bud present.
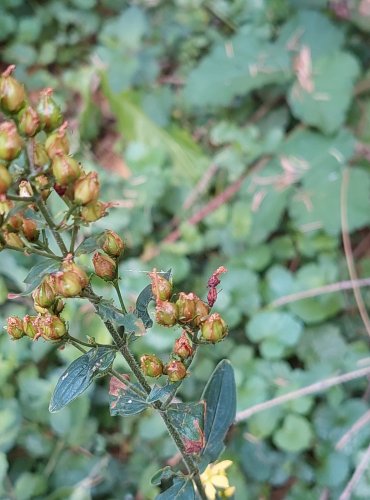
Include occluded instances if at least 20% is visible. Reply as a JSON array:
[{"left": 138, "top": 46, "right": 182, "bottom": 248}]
[
  {"left": 22, "top": 219, "right": 39, "bottom": 242},
  {"left": 62, "top": 260, "right": 89, "bottom": 289},
  {"left": 34, "top": 175, "right": 50, "bottom": 200},
  {"left": 173, "top": 332, "right": 193, "bottom": 359},
  {"left": 17, "top": 105, "right": 40, "bottom": 137},
  {"left": 0, "top": 122, "right": 23, "bottom": 161},
  {"left": 45, "top": 121, "right": 69, "bottom": 159},
  {"left": 192, "top": 298, "right": 210, "bottom": 328},
  {"left": 81, "top": 200, "right": 107, "bottom": 222},
  {"left": 149, "top": 270, "right": 172, "bottom": 302},
  {"left": 155, "top": 301, "right": 178, "bottom": 327},
  {"left": 18, "top": 180, "right": 33, "bottom": 198},
  {"left": 73, "top": 172, "right": 100, "bottom": 205},
  {"left": 176, "top": 292, "right": 196, "bottom": 324},
  {"left": 0, "top": 165, "right": 12, "bottom": 194},
  {"left": 6, "top": 316, "right": 24, "bottom": 339},
  {"left": 32, "top": 142, "right": 49, "bottom": 169},
  {"left": 0, "top": 65, "right": 26, "bottom": 113},
  {"left": 165, "top": 360, "right": 187, "bottom": 382},
  {"left": 23, "top": 315, "right": 38, "bottom": 339},
  {"left": 200, "top": 313, "right": 228, "bottom": 343},
  {"left": 32, "top": 281, "right": 56, "bottom": 308},
  {"left": 52, "top": 153, "right": 81, "bottom": 186},
  {"left": 36, "top": 315, "right": 67, "bottom": 340},
  {"left": 3, "top": 231, "right": 24, "bottom": 249},
  {"left": 140, "top": 354, "right": 163, "bottom": 377},
  {"left": 92, "top": 252, "right": 117, "bottom": 281},
  {"left": 37, "top": 88, "right": 62, "bottom": 132},
  {"left": 6, "top": 213, "right": 23, "bottom": 232},
  {"left": 99, "top": 230, "right": 125, "bottom": 258},
  {"left": 53, "top": 271, "right": 82, "bottom": 298}
]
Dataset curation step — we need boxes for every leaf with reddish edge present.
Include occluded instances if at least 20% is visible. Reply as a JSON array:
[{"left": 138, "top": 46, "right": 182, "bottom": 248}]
[
  {"left": 168, "top": 402, "right": 205, "bottom": 454},
  {"left": 109, "top": 375, "right": 148, "bottom": 416}
]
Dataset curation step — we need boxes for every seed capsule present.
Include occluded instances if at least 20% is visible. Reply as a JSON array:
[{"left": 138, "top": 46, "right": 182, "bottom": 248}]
[
  {"left": 165, "top": 360, "right": 187, "bottom": 382},
  {"left": 62, "top": 260, "right": 89, "bottom": 289},
  {"left": 37, "top": 88, "right": 62, "bottom": 132},
  {"left": 93, "top": 252, "right": 117, "bottom": 281},
  {"left": 200, "top": 313, "right": 228, "bottom": 343},
  {"left": 52, "top": 153, "right": 81, "bottom": 186},
  {"left": 176, "top": 292, "right": 196, "bottom": 324},
  {"left": 155, "top": 301, "right": 178, "bottom": 327},
  {"left": 173, "top": 332, "right": 193, "bottom": 360},
  {"left": 53, "top": 271, "right": 83, "bottom": 298},
  {"left": 0, "top": 65, "right": 26, "bottom": 113},
  {"left": 0, "top": 122, "right": 23, "bottom": 161},
  {"left": 45, "top": 121, "right": 69, "bottom": 159},
  {"left": 17, "top": 105, "right": 40, "bottom": 137},
  {"left": 99, "top": 230, "right": 125, "bottom": 258},
  {"left": 34, "top": 175, "right": 50, "bottom": 200},
  {"left": 23, "top": 315, "right": 38, "bottom": 339},
  {"left": 73, "top": 172, "right": 100, "bottom": 205},
  {"left": 36, "top": 315, "right": 67, "bottom": 340},
  {"left": 149, "top": 269, "right": 172, "bottom": 302},
  {"left": 0, "top": 165, "right": 12, "bottom": 194},
  {"left": 81, "top": 201, "right": 107, "bottom": 222},
  {"left": 32, "top": 142, "right": 49, "bottom": 169},
  {"left": 22, "top": 219, "right": 39, "bottom": 242},
  {"left": 6, "top": 316, "right": 24, "bottom": 339},
  {"left": 140, "top": 354, "right": 164, "bottom": 377},
  {"left": 32, "top": 281, "right": 56, "bottom": 308},
  {"left": 192, "top": 298, "right": 210, "bottom": 328},
  {"left": 3, "top": 231, "right": 24, "bottom": 249}
]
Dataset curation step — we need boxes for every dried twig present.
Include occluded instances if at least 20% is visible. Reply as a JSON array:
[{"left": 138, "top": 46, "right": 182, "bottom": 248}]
[
  {"left": 235, "top": 364, "right": 370, "bottom": 422},
  {"left": 339, "top": 442, "right": 370, "bottom": 500},
  {"left": 336, "top": 409, "right": 370, "bottom": 451}
]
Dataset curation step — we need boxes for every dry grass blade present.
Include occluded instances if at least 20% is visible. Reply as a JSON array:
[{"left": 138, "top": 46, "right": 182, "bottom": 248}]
[{"left": 339, "top": 442, "right": 370, "bottom": 500}]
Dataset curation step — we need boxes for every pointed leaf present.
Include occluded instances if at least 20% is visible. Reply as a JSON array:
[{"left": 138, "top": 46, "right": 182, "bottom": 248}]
[
  {"left": 49, "top": 347, "right": 116, "bottom": 413},
  {"left": 151, "top": 466, "right": 176, "bottom": 486},
  {"left": 109, "top": 376, "right": 149, "bottom": 416},
  {"left": 135, "top": 269, "right": 172, "bottom": 328},
  {"left": 201, "top": 360, "right": 236, "bottom": 465},
  {"left": 75, "top": 232, "right": 105, "bottom": 255},
  {"left": 147, "top": 381, "right": 180, "bottom": 404},
  {"left": 22, "top": 258, "right": 60, "bottom": 295},
  {"left": 156, "top": 479, "right": 196, "bottom": 499},
  {"left": 168, "top": 402, "right": 205, "bottom": 454},
  {"left": 97, "top": 300, "right": 144, "bottom": 335}
]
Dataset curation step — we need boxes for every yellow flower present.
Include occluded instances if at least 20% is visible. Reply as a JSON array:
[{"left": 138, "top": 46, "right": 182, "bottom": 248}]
[{"left": 200, "top": 460, "right": 234, "bottom": 500}]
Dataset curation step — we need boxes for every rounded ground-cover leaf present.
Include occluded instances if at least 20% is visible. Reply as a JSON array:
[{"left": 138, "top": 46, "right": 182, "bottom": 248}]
[
  {"left": 273, "top": 414, "right": 313, "bottom": 452},
  {"left": 49, "top": 347, "right": 116, "bottom": 413}
]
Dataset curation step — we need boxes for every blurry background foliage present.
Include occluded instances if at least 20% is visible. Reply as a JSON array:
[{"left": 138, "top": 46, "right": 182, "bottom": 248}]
[{"left": 1, "top": 0, "right": 370, "bottom": 498}]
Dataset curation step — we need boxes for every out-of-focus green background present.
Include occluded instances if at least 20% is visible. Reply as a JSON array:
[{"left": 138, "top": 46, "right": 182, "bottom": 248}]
[{"left": 1, "top": 0, "right": 370, "bottom": 498}]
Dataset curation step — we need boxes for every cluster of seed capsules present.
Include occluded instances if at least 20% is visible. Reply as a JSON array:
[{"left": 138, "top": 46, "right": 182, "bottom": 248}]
[
  {"left": 5, "top": 230, "right": 125, "bottom": 342},
  {"left": 140, "top": 267, "right": 228, "bottom": 383}
]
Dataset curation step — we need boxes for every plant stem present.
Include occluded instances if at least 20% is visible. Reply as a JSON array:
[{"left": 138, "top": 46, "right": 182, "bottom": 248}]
[
  {"left": 70, "top": 222, "right": 79, "bottom": 253},
  {"left": 6, "top": 194, "right": 35, "bottom": 202},
  {"left": 3, "top": 244, "right": 63, "bottom": 261},
  {"left": 67, "top": 334, "right": 115, "bottom": 349},
  {"left": 113, "top": 280, "right": 128, "bottom": 314},
  {"left": 35, "top": 196, "right": 69, "bottom": 256}
]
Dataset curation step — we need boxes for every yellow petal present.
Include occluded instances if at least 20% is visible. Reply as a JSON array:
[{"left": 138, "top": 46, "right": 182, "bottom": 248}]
[
  {"left": 212, "top": 460, "right": 233, "bottom": 474},
  {"left": 205, "top": 482, "right": 216, "bottom": 500},
  {"left": 211, "top": 475, "right": 229, "bottom": 489},
  {"left": 224, "top": 486, "right": 236, "bottom": 497}
]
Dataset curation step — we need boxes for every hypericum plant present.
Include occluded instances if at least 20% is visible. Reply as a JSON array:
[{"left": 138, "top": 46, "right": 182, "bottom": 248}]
[{"left": 0, "top": 66, "right": 236, "bottom": 499}]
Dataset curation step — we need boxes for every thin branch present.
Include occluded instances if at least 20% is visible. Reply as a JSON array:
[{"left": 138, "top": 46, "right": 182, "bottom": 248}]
[
  {"left": 339, "top": 442, "right": 370, "bottom": 500},
  {"left": 340, "top": 167, "right": 370, "bottom": 338},
  {"left": 269, "top": 278, "right": 370, "bottom": 308},
  {"left": 336, "top": 409, "right": 370, "bottom": 451},
  {"left": 3, "top": 244, "right": 63, "bottom": 261},
  {"left": 235, "top": 365, "right": 370, "bottom": 422}
]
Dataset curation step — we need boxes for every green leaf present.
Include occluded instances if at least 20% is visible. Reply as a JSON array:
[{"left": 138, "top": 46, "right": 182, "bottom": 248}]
[
  {"left": 109, "top": 376, "right": 148, "bottom": 416},
  {"left": 273, "top": 414, "right": 313, "bottom": 452},
  {"left": 147, "top": 381, "right": 180, "bottom": 404},
  {"left": 49, "top": 347, "right": 116, "bottom": 413},
  {"left": 135, "top": 269, "right": 172, "bottom": 329},
  {"left": 97, "top": 300, "right": 144, "bottom": 335},
  {"left": 168, "top": 402, "right": 205, "bottom": 454},
  {"left": 288, "top": 51, "right": 360, "bottom": 134},
  {"left": 75, "top": 232, "right": 104, "bottom": 255},
  {"left": 156, "top": 479, "right": 196, "bottom": 499},
  {"left": 151, "top": 466, "right": 176, "bottom": 486},
  {"left": 183, "top": 27, "right": 291, "bottom": 108},
  {"left": 246, "top": 311, "right": 303, "bottom": 346},
  {"left": 22, "top": 258, "right": 60, "bottom": 295},
  {"left": 200, "top": 360, "right": 236, "bottom": 466}
]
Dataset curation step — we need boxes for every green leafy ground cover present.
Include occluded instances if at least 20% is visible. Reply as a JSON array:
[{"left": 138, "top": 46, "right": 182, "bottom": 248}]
[{"left": 2, "top": 0, "right": 370, "bottom": 498}]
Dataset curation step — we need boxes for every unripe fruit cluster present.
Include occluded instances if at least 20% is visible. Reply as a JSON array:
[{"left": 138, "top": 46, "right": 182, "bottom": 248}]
[{"left": 92, "top": 230, "right": 125, "bottom": 281}]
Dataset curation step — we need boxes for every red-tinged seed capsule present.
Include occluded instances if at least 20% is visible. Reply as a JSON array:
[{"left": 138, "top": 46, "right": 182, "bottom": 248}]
[
  {"left": 140, "top": 354, "right": 164, "bottom": 377},
  {"left": 3, "top": 231, "right": 24, "bottom": 249},
  {"left": 23, "top": 315, "right": 38, "bottom": 339},
  {"left": 81, "top": 200, "right": 107, "bottom": 222},
  {"left": 0, "top": 122, "right": 23, "bottom": 161},
  {"left": 6, "top": 316, "right": 24, "bottom": 339},
  {"left": 200, "top": 313, "right": 228, "bottom": 343},
  {"left": 52, "top": 298, "right": 65, "bottom": 315},
  {"left": 0, "top": 65, "right": 26, "bottom": 113},
  {"left": 52, "top": 153, "right": 81, "bottom": 186},
  {"left": 165, "top": 360, "right": 187, "bottom": 382},
  {"left": 34, "top": 175, "right": 50, "bottom": 200},
  {"left": 62, "top": 260, "right": 89, "bottom": 289},
  {"left": 192, "top": 298, "right": 210, "bottom": 328},
  {"left": 6, "top": 213, "right": 23, "bottom": 233},
  {"left": 45, "top": 121, "right": 69, "bottom": 159},
  {"left": 173, "top": 332, "right": 193, "bottom": 360},
  {"left": 0, "top": 165, "right": 12, "bottom": 194},
  {"left": 73, "top": 172, "right": 100, "bottom": 205},
  {"left": 37, "top": 315, "right": 67, "bottom": 340},
  {"left": 155, "top": 301, "right": 178, "bottom": 327},
  {"left": 32, "top": 281, "right": 56, "bottom": 308},
  {"left": 37, "top": 88, "right": 62, "bottom": 132},
  {"left": 17, "top": 105, "right": 40, "bottom": 137},
  {"left": 54, "top": 271, "right": 83, "bottom": 298},
  {"left": 176, "top": 292, "right": 197, "bottom": 324},
  {"left": 33, "top": 142, "right": 49, "bottom": 169},
  {"left": 22, "top": 219, "right": 39, "bottom": 242},
  {"left": 149, "top": 269, "right": 172, "bottom": 302},
  {"left": 0, "top": 198, "right": 13, "bottom": 216},
  {"left": 92, "top": 252, "right": 117, "bottom": 281},
  {"left": 99, "top": 230, "right": 125, "bottom": 258}
]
